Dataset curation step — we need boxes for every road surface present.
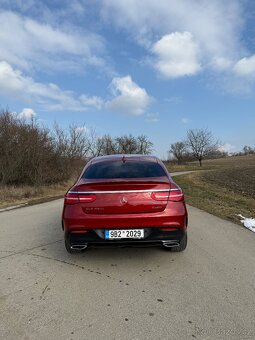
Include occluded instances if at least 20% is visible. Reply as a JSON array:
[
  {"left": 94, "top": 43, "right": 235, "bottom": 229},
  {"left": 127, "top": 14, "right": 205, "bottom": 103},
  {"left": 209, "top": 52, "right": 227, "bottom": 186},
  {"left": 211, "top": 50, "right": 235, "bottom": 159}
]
[
  {"left": 0, "top": 199, "right": 254, "bottom": 340},
  {"left": 171, "top": 171, "right": 196, "bottom": 177}
]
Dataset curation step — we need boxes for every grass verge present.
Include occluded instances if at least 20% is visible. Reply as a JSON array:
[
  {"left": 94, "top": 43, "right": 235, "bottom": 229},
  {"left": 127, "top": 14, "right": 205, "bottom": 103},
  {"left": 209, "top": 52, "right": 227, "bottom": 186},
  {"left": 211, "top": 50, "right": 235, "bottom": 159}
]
[
  {"left": 175, "top": 171, "right": 255, "bottom": 225},
  {"left": 0, "top": 179, "right": 76, "bottom": 209}
]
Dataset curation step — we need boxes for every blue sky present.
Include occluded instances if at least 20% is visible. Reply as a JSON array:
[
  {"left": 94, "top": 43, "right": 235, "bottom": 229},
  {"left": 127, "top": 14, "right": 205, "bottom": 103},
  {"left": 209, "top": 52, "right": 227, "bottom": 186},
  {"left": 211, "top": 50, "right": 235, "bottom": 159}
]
[{"left": 0, "top": 0, "right": 255, "bottom": 158}]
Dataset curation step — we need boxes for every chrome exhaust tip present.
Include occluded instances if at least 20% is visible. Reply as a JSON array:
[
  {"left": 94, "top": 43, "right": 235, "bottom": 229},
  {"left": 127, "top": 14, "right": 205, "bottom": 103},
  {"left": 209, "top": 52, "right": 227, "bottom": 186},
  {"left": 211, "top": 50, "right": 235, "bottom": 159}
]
[
  {"left": 70, "top": 244, "right": 88, "bottom": 250},
  {"left": 162, "top": 241, "right": 180, "bottom": 248}
]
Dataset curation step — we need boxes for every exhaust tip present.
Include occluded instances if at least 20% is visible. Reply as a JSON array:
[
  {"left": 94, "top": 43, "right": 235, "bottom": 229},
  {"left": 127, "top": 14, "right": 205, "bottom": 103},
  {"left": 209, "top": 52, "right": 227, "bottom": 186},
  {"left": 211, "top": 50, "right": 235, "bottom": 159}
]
[
  {"left": 71, "top": 244, "right": 88, "bottom": 250},
  {"left": 162, "top": 241, "right": 180, "bottom": 248}
]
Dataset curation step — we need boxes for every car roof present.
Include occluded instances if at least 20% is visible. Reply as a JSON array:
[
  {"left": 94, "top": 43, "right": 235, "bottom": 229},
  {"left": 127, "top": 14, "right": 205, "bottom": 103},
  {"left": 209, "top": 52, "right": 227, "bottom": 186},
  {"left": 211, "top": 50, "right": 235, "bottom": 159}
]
[{"left": 90, "top": 154, "right": 159, "bottom": 164}]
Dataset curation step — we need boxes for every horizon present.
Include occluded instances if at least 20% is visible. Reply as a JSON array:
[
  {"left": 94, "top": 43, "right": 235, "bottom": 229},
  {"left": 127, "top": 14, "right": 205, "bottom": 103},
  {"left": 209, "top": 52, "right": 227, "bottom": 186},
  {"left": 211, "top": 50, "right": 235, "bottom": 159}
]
[{"left": 0, "top": 1, "right": 255, "bottom": 159}]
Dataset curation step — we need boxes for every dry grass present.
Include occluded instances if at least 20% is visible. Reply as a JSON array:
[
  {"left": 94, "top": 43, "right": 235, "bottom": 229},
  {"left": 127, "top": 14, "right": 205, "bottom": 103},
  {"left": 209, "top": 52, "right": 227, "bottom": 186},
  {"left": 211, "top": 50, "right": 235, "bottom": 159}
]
[
  {"left": 0, "top": 178, "right": 76, "bottom": 209},
  {"left": 175, "top": 171, "right": 255, "bottom": 225},
  {"left": 165, "top": 154, "right": 255, "bottom": 172},
  {"left": 171, "top": 154, "right": 255, "bottom": 225}
]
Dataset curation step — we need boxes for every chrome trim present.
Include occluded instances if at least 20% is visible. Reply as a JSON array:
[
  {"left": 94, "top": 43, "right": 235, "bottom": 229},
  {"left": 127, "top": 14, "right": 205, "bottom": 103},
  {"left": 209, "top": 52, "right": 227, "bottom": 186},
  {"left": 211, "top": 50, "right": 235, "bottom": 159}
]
[
  {"left": 71, "top": 244, "right": 88, "bottom": 250},
  {"left": 162, "top": 241, "right": 180, "bottom": 248},
  {"left": 69, "top": 188, "right": 180, "bottom": 195}
]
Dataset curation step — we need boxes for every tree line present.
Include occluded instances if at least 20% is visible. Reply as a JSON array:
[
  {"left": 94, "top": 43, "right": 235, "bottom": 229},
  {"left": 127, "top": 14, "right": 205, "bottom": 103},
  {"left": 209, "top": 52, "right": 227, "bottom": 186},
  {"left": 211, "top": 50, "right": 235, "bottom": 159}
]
[
  {"left": 169, "top": 129, "right": 255, "bottom": 166},
  {"left": 169, "top": 128, "right": 224, "bottom": 166},
  {"left": 1, "top": 109, "right": 253, "bottom": 185},
  {"left": 0, "top": 110, "right": 153, "bottom": 186}
]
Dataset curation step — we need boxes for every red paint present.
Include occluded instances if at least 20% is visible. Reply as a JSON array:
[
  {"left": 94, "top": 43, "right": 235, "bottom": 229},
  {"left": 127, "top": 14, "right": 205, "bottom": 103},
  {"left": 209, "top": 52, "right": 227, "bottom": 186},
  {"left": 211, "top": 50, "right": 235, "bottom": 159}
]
[{"left": 62, "top": 155, "right": 188, "bottom": 248}]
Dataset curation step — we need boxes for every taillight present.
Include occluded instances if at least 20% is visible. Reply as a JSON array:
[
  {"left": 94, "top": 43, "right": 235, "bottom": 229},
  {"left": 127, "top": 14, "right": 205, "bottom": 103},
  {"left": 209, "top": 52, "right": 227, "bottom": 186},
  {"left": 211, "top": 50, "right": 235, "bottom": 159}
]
[
  {"left": 64, "top": 192, "right": 97, "bottom": 204},
  {"left": 64, "top": 192, "right": 79, "bottom": 205},
  {"left": 151, "top": 191, "right": 170, "bottom": 201},
  {"left": 169, "top": 189, "right": 184, "bottom": 202},
  {"left": 78, "top": 194, "right": 96, "bottom": 203}
]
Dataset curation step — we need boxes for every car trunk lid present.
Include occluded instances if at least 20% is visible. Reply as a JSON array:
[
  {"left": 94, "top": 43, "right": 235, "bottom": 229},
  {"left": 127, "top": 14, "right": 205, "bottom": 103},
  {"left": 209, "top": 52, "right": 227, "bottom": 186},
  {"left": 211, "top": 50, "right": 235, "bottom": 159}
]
[{"left": 74, "top": 178, "right": 171, "bottom": 214}]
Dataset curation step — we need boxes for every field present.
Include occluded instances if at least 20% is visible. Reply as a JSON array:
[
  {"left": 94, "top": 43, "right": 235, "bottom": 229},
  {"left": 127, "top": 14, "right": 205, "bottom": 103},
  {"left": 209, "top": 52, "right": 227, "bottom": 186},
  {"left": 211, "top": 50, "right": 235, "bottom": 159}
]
[
  {"left": 166, "top": 154, "right": 255, "bottom": 172},
  {"left": 174, "top": 155, "right": 255, "bottom": 225}
]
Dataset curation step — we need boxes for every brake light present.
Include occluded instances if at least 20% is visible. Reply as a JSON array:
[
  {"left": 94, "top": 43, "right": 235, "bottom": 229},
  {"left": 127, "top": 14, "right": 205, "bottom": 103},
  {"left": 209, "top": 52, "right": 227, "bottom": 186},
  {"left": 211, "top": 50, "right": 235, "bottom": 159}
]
[
  {"left": 169, "top": 189, "right": 184, "bottom": 202},
  {"left": 78, "top": 194, "right": 97, "bottom": 203},
  {"left": 151, "top": 191, "right": 169, "bottom": 201},
  {"left": 64, "top": 192, "right": 97, "bottom": 204},
  {"left": 64, "top": 192, "right": 79, "bottom": 205}
]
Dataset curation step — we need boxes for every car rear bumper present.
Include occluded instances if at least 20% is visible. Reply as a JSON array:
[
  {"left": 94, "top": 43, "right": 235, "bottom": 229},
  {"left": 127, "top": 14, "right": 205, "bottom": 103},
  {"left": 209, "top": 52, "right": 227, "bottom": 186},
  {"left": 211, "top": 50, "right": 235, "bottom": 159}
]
[{"left": 65, "top": 227, "right": 186, "bottom": 249}]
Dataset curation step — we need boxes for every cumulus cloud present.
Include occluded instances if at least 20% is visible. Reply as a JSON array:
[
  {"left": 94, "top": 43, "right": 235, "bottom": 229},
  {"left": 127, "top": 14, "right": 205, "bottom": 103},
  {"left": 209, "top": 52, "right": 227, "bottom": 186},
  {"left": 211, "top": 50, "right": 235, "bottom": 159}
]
[
  {"left": 0, "top": 62, "right": 151, "bottom": 115},
  {"left": 233, "top": 55, "right": 255, "bottom": 77},
  {"left": 100, "top": 0, "right": 244, "bottom": 76},
  {"left": 0, "top": 61, "right": 103, "bottom": 111},
  {"left": 151, "top": 32, "right": 201, "bottom": 78},
  {"left": 106, "top": 76, "right": 151, "bottom": 115},
  {"left": 0, "top": 10, "right": 105, "bottom": 72},
  {"left": 19, "top": 108, "right": 36, "bottom": 119}
]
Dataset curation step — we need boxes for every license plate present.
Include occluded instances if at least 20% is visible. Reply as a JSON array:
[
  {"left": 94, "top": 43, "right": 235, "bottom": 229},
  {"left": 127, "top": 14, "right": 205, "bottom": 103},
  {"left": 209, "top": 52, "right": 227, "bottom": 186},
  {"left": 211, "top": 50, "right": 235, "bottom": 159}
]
[{"left": 105, "top": 229, "right": 144, "bottom": 239}]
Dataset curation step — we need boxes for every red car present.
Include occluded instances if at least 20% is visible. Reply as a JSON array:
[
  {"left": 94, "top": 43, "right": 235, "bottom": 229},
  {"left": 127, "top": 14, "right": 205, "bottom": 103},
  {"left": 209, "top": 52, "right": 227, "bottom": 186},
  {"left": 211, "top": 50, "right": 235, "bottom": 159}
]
[{"left": 62, "top": 155, "right": 188, "bottom": 253}]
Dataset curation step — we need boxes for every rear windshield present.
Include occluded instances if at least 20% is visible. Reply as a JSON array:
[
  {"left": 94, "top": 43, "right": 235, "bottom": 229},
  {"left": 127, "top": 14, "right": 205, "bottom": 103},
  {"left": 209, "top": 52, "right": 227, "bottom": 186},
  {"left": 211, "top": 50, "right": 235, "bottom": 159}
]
[{"left": 83, "top": 161, "right": 167, "bottom": 179}]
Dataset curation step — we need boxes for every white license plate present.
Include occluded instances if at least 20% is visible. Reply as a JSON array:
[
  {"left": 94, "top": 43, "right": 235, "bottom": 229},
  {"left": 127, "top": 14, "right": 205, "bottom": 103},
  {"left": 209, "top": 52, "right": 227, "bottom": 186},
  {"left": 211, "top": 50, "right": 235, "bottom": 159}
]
[{"left": 105, "top": 229, "right": 144, "bottom": 239}]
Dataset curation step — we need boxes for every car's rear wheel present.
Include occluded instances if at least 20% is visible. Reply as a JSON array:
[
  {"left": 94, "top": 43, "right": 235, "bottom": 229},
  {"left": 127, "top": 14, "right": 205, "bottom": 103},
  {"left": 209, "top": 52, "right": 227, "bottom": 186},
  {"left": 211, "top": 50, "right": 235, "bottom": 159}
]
[
  {"left": 65, "top": 240, "right": 76, "bottom": 253},
  {"left": 162, "top": 233, "right": 187, "bottom": 252}
]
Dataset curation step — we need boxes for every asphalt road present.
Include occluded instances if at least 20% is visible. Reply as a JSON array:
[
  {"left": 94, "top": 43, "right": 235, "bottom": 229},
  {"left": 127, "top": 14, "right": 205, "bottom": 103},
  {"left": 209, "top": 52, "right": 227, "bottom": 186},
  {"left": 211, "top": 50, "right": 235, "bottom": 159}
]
[{"left": 0, "top": 199, "right": 255, "bottom": 340}]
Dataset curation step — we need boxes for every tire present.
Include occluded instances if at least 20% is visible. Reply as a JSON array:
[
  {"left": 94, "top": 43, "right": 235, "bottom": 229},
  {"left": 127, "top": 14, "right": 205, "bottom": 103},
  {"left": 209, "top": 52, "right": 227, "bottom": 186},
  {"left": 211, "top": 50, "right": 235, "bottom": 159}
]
[
  {"left": 65, "top": 240, "right": 75, "bottom": 253},
  {"left": 162, "top": 233, "right": 187, "bottom": 252}
]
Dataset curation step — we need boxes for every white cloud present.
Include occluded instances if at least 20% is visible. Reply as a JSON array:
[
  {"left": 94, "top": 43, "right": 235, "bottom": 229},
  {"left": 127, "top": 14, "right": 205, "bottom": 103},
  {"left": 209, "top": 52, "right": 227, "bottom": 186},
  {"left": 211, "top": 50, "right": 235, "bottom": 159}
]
[
  {"left": 210, "top": 57, "right": 234, "bottom": 71},
  {"left": 151, "top": 32, "right": 201, "bottom": 78},
  {"left": 218, "top": 143, "right": 236, "bottom": 153},
  {"left": 0, "top": 10, "right": 105, "bottom": 72},
  {"left": 79, "top": 95, "right": 104, "bottom": 109},
  {"left": 19, "top": 108, "right": 36, "bottom": 119},
  {"left": 75, "top": 126, "right": 89, "bottom": 134},
  {"left": 0, "top": 62, "right": 151, "bottom": 115},
  {"left": 100, "top": 0, "right": 244, "bottom": 75},
  {"left": 0, "top": 61, "right": 103, "bottom": 111},
  {"left": 106, "top": 75, "right": 151, "bottom": 115},
  {"left": 233, "top": 55, "right": 255, "bottom": 77}
]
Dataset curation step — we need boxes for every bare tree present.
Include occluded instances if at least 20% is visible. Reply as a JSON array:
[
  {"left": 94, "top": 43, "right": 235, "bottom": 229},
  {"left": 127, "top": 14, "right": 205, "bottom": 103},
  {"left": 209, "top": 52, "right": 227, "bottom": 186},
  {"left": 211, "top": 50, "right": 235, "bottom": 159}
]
[
  {"left": 90, "top": 134, "right": 116, "bottom": 156},
  {"left": 243, "top": 145, "right": 255, "bottom": 155},
  {"left": 115, "top": 134, "right": 138, "bottom": 154},
  {"left": 136, "top": 135, "right": 153, "bottom": 154},
  {"left": 186, "top": 129, "right": 219, "bottom": 166},
  {"left": 169, "top": 141, "right": 187, "bottom": 163}
]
